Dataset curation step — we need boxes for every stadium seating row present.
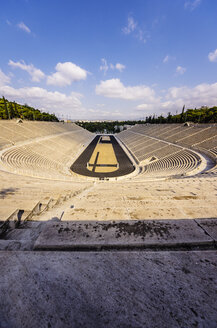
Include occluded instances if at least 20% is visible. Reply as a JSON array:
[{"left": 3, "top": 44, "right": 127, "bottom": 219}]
[
  {"left": 128, "top": 124, "right": 217, "bottom": 149},
  {"left": 0, "top": 121, "right": 93, "bottom": 179},
  {"left": 140, "top": 150, "right": 201, "bottom": 177},
  {"left": 0, "top": 121, "right": 216, "bottom": 180},
  {"left": 118, "top": 124, "right": 217, "bottom": 177},
  {"left": 0, "top": 121, "right": 81, "bottom": 149}
]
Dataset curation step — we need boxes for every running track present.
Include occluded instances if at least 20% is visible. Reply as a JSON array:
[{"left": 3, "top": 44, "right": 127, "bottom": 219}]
[{"left": 71, "top": 135, "right": 135, "bottom": 178}]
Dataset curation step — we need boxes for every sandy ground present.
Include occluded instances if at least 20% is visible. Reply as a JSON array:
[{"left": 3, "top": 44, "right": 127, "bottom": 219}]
[{"left": 88, "top": 138, "right": 118, "bottom": 173}]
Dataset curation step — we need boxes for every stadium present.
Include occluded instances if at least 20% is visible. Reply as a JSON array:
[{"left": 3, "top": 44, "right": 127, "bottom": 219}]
[
  {"left": 1, "top": 0, "right": 217, "bottom": 326},
  {"left": 0, "top": 119, "right": 216, "bottom": 326}
]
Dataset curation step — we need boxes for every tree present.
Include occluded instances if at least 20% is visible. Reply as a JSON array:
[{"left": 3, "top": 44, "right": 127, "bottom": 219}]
[
  {"left": 8, "top": 102, "right": 15, "bottom": 119},
  {"left": 167, "top": 112, "right": 172, "bottom": 123},
  {"left": 180, "top": 105, "right": 185, "bottom": 123},
  {"left": 2, "top": 96, "right": 10, "bottom": 119},
  {"left": 13, "top": 101, "right": 19, "bottom": 117}
]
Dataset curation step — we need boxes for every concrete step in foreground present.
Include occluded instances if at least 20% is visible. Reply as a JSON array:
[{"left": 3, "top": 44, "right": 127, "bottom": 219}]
[
  {"left": 1, "top": 250, "right": 217, "bottom": 328},
  {"left": 34, "top": 218, "right": 217, "bottom": 250}
]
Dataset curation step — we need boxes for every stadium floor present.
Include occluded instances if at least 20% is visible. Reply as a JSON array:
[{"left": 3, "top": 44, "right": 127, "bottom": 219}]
[{"left": 71, "top": 135, "right": 135, "bottom": 178}]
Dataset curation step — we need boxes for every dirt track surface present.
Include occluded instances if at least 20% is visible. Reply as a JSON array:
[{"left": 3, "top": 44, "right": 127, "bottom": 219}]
[{"left": 71, "top": 135, "right": 135, "bottom": 178}]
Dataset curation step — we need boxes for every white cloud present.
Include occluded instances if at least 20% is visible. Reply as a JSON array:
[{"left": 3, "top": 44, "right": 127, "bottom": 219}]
[
  {"left": 8, "top": 60, "right": 45, "bottom": 82},
  {"left": 208, "top": 49, "right": 217, "bottom": 62},
  {"left": 0, "top": 84, "right": 83, "bottom": 115},
  {"left": 96, "top": 79, "right": 155, "bottom": 101},
  {"left": 0, "top": 65, "right": 86, "bottom": 118},
  {"left": 100, "top": 59, "right": 125, "bottom": 74},
  {"left": 136, "top": 104, "right": 151, "bottom": 111},
  {"left": 163, "top": 55, "right": 176, "bottom": 63},
  {"left": 162, "top": 82, "right": 217, "bottom": 112},
  {"left": 115, "top": 63, "right": 125, "bottom": 72},
  {"left": 166, "top": 83, "right": 217, "bottom": 106},
  {"left": 184, "top": 0, "right": 201, "bottom": 11},
  {"left": 136, "top": 29, "right": 149, "bottom": 44},
  {"left": 163, "top": 55, "right": 169, "bottom": 63},
  {"left": 88, "top": 107, "right": 121, "bottom": 117},
  {"left": 135, "top": 81, "right": 217, "bottom": 116},
  {"left": 110, "top": 63, "right": 125, "bottom": 72},
  {"left": 176, "top": 66, "right": 186, "bottom": 75},
  {"left": 0, "top": 69, "right": 11, "bottom": 87},
  {"left": 9, "top": 60, "right": 87, "bottom": 85},
  {"left": 47, "top": 62, "right": 87, "bottom": 86},
  {"left": 17, "top": 22, "right": 31, "bottom": 33},
  {"left": 6, "top": 20, "right": 11, "bottom": 26},
  {"left": 100, "top": 58, "right": 109, "bottom": 75},
  {"left": 122, "top": 15, "right": 148, "bottom": 43},
  {"left": 122, "top": 16, "right": 137, "bottom": 34}
]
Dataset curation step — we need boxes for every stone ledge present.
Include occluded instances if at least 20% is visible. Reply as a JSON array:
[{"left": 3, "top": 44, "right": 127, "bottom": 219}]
[
  {"left": 34, "top": 219, "right": 215, "bottom": 250},
  {"left": 195, "top": 218, "right": 217, "bottom": 242}
]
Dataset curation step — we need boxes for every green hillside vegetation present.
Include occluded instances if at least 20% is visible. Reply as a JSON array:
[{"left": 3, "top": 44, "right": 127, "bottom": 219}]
[
  {"left": 77, "top": 121, "right": 136, "bottom": 134},
  {"left": 77, "top": 106, "right": 217, "bottom": 133},
  {"left": 163, "top": 105, "right": 217, "bottom": 124},
  {"left": 0, "top": 97, "right": 58, "bottom": 122}
]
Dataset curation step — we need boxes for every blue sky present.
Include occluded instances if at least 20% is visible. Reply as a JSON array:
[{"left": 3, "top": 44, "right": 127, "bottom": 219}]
[{"left": 1, "top": 0, "right": 217, "bottom": 120}]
